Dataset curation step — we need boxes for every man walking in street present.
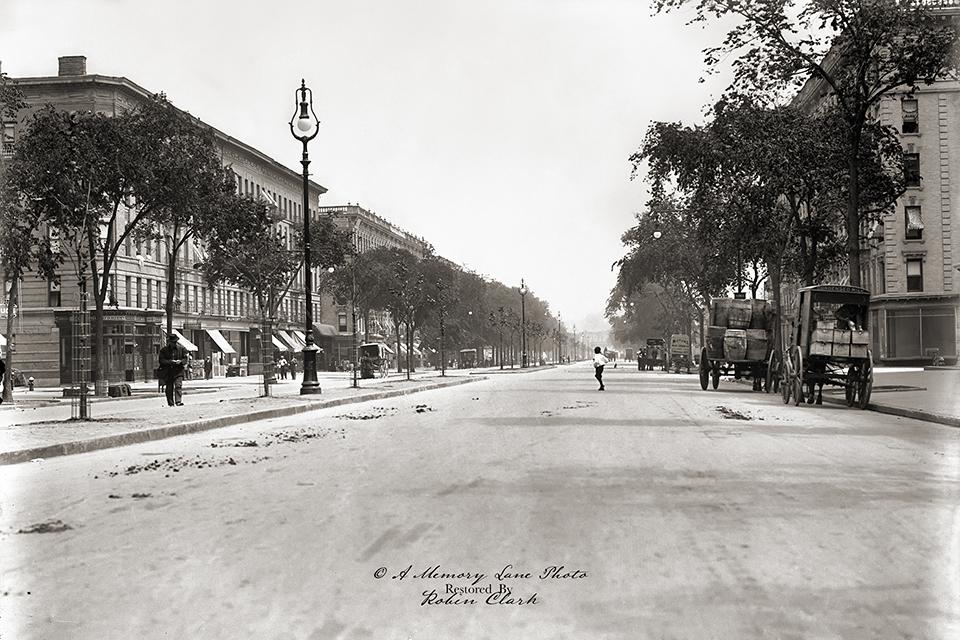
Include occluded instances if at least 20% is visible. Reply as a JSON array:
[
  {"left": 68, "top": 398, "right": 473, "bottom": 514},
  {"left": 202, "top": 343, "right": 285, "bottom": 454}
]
[
  {"left": 593, "top": 346, "right": 608, "bottom": 391},
  {"left": 159, "top": 334, "right": 187, "bottom": 406}
]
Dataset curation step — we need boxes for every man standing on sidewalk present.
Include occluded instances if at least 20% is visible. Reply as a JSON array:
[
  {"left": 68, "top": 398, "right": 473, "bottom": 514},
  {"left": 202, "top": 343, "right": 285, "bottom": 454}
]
[{"left": 159, "top": 334, "right": 187, "bottom": 406}]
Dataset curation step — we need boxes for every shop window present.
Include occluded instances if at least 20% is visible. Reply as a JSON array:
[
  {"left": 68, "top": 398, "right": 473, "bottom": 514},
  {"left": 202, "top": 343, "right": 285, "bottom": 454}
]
[
  {"left": 901, "top": 98, "right": 918, "bottom": 134},
  {"left": 904, "top": 206, "right": 923, "bottom": 240},
  {"left": 904, "top": 153, "right": 921, "bottom": 188},
  {"left": 906, "top": 259, "right": 923, "bottom": 292}
]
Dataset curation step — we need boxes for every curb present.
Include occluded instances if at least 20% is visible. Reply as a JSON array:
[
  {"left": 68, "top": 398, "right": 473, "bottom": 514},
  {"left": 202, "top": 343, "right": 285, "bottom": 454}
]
[
  {"left": 469, "top": 365, "right": 557, "bottom": 375},
  {"left": 819, "top": 396, "right": 960, "bottom": 429},
  {"left": 0, "top": 376, "right": 484, "bottom": 466},
  {"left": 727, "top": 376, "right": 958, "bottom": 429}
]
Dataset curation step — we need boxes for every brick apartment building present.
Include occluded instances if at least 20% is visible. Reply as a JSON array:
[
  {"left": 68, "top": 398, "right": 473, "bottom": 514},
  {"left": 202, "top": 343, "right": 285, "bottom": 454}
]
[{"left": 1, "top": 56, "right": 333, "bottom": 385}]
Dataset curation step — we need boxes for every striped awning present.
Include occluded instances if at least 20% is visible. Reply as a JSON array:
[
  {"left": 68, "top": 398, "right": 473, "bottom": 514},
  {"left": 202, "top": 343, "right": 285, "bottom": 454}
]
[
  {"left": 171, "top": 328, "right": 199, "bottom": 352},
  {"left": 277, "top": 330, "right": 301, "bottom": 350},
  {"left": 205, "top": 328, "right": 236, "bottom": 354},
  {"left": 271, "top": 336, "right": 290, "bottom": 351},
  {"left": 292, "top": 330, "right": 307, "bottom": 345}
]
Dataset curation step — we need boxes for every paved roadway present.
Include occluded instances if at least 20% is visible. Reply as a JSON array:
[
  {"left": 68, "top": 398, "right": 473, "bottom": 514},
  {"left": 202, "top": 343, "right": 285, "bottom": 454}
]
[{"left": 2, "top": 365, "right": 958, "bottom": 639}]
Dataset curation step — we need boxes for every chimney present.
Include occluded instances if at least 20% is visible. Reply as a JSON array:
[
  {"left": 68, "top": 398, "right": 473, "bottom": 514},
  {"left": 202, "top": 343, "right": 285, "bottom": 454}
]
[{"left": 58, "top": 56, "right": 87, "bottom": 76}]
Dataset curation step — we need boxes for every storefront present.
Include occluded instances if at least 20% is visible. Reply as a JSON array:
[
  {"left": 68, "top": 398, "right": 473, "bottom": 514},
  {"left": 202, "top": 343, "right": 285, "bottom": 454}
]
[
  {"left": 55, "top": 309, "right": 164, "bottom": 383},
  {"left": 871, "top": 295, "right": 959, "bottom": 364}
]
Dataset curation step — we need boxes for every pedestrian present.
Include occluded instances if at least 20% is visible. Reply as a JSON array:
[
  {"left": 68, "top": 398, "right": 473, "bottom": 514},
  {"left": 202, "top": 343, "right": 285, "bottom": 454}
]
[
  {"left": 289, "top": 355, "right": 298, "bottom": 380},
  {"left": 158, "top": 334, "right": 188, "bottom": 406},
  {"left": 593, "top": 346, "right": 608, "bottom": 391},
  {"left": 0, "top": 355, "right": 5, "bottom": 405},
  {"left": 203, "top": 356, "right": 213, "bottom": 380},
  {"left": 278, "top": 356, "right": 289, "bottom": 380}
]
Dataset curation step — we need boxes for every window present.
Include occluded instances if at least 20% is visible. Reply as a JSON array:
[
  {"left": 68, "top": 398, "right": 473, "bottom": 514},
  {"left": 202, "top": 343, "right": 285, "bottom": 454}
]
[
  {"left": 906, "top": 259, "right": 923, "bottom": 292},
  {"left": 901, "top": 98, "right": 918, "bottom": 134},
  {"left": 905, "top": 206, "right": 923, "bottom": 240},
  {"left": 338, "top": 311, "right": 348, "bottom": 333},
  {"left": 904, "top": 153, "right": 921, "bottom": 188},
  {"left": 147, "top": 279, "right": 153, "bottom": 308},
  {"left": 1, "top": 122, "right": 14, "bottom": 157},
  {"left": 125, "top": 276, "right": 132, "bottom": 307},
  {"left": 136, "top": 277, "right": 142, "bottom": 307},
  {"left": 48, "top": 277, "right": 61, "bottom": 307}
]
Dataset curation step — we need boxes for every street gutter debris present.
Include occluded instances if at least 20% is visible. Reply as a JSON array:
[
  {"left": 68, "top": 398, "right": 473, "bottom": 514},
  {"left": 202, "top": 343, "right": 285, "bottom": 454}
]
[
  {"left": 18, "top": 519, "right": 72, "bottom": 534},
  {"left": 334, "top": 406, "right": 397, "bottom": 420},
  {"left": 414, "top": 404, "right": 435, "bottom": 413},
  {"left": 715, "top": 406, "right": 760, "bottom": 421}
]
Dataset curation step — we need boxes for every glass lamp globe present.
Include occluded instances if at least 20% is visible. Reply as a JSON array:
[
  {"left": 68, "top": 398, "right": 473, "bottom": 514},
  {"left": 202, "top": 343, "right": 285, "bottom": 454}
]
[
  {"left": 653, "top": 230, "right": 663, "bottom": 240},
  {"left": 296, "top": 116, "right": 313, "bottom": 133}
]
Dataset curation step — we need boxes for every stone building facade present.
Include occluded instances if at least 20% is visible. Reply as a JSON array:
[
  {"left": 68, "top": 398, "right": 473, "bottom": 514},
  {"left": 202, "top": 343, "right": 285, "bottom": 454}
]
[{"left": 791, "top": 10, "right": 960, "bottom": 364}]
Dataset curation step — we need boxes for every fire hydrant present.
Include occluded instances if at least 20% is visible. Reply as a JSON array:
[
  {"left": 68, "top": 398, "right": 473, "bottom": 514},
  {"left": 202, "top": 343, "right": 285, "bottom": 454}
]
[{"left": 27, "top": 376, "right": 35, "bottom": 391}]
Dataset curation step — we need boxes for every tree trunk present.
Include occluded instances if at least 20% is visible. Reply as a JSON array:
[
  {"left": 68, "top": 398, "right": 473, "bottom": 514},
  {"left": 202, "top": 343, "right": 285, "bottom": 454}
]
[
  {"left": 769, "top": 261, "right": 784, "bottom": 352},
  {"left": 3, "top": 277, "right": 18, "bottom": 403},
  {"left": 165, "top": 239, "right": 177, "bottom": 335},
  {"left": 846, "top": 134, "right": 863, "bottom": 287}
]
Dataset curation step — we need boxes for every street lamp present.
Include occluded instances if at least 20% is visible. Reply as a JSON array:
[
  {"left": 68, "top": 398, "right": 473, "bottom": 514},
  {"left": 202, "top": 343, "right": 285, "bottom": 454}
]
[
  {"left": 519, "top": 278, "right": 528, "bottom": 368},
  {"left": 289, "top": 79, "right": 321, "bottom": 395}
]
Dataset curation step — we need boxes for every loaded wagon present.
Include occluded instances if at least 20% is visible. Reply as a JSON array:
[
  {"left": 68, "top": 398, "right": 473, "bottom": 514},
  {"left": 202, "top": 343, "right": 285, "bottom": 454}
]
[
  {"left": 669, "top": 334, "right": 693, "bottom": 373},
  {"left": 359, "top": 343, "right": 391, "bottom": 379},
  {"left": 699, "top": 298, "right": 777, "bottom": 391},
  {"left": 780, "top": 285, "right": 873, "bottom": 408}
]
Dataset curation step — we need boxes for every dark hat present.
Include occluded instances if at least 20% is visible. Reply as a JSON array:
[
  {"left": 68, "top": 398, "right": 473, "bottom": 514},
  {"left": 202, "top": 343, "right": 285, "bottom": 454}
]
[{"left": 167, "top": 334, "right": 179, "bottom": 342}]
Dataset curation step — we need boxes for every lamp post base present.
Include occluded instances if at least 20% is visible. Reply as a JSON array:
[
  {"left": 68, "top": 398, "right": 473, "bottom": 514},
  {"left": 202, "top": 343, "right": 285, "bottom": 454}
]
[{"left": 300, "top": 345, "right": 322, "bottom": 395}]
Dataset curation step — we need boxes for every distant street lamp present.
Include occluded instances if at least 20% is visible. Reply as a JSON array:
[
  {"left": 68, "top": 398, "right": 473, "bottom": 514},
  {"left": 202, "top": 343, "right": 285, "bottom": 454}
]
[
  {"left": 519, "top": 279, "right": 528, "bottom": 368},
  {"left": 290, "top": 79, "right": 322, "bottom": 395}
]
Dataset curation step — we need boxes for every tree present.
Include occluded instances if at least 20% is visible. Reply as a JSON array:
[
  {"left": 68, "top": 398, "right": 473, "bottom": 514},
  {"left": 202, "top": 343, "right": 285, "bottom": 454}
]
[
  {"left": 0, "top": 71, "right": 27, "bottom": 402},
  {"left": 652, "top": 0, "right": 959, "bottom": 285}
]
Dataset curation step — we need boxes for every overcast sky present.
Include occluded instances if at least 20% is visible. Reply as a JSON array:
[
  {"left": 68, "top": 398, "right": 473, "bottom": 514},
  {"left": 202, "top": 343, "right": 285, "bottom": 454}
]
[{"left": 1, "top": 0, "right": 730, "bottom": 332}]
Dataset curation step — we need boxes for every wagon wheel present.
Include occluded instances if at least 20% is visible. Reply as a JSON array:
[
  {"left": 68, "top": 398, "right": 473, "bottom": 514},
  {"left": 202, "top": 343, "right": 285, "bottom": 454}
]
[
  {"left": 699, "top": 349, "right": 710, "bottom": 390},
  {"left": 857, "top": 349, "right": 874, "bottom": 410},
  {"left": 844, "top": 365, "right": 858, "bottom": 407},
  {"left": 765, "top": 349, "right": 781, "bottom": 394},
  {"left": 781, "top": 350, "right": 793, "bottom": 405},
  {"left": 791, "top": 345, "right": 805, "bottom": 407},
  {"left": 711, "top": 363, "right": 721, "bottom": 390}
]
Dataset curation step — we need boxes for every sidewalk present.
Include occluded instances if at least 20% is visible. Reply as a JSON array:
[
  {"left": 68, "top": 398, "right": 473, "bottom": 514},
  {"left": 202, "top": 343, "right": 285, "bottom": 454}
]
[
  {"left": 0, "top": 369, "right": 484, "bottom": 465},
  {"left": 819, "top": 366, "right": 960, "bottom": 427}
]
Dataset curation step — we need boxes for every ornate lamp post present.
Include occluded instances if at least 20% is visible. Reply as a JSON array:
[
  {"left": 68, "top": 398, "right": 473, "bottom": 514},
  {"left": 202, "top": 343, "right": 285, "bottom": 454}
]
[
  {"left": 519, "top": 279, "right": 528, "bottom": 368},
  {"left": 290, "top": 79, "right": 322, "bottom": 395}
]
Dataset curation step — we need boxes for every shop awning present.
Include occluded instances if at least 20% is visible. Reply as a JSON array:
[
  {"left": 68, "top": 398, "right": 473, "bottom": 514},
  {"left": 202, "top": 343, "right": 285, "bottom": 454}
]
[
  {"left": 205, "top": 328, "right": 236, "bottom": 354},
  {"left": 313, "top": 323, "right": 338, "bottom": 337},
  {"left": 171, "top": 328, "right": 199, "bottom": 352},
  {"left": 271, "top": 336, "right": 290, "bottom": 351},
  {"left": 292, "top": 330, "right": 308, "bottom": 345},
  {"left": 0, "top": 334, "right": 5, "bottom": 347},
  {"left": 277, "top": 330, "right": 301, "bottom": 351}
]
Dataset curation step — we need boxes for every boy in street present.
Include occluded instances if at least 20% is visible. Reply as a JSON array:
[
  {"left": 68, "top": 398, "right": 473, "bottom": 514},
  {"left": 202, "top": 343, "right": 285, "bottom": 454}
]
[
  {"left": 159, "top": 334, "right": 187, "bottom": 406},
  {"left": 593, "top": 346, "right": 608, "bottom": 391}
]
